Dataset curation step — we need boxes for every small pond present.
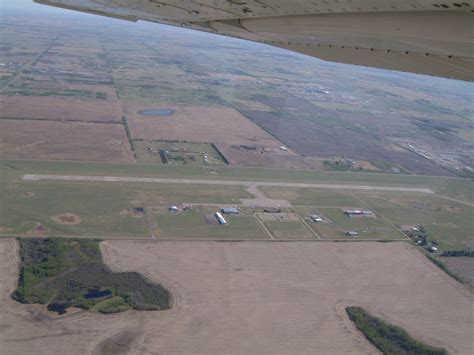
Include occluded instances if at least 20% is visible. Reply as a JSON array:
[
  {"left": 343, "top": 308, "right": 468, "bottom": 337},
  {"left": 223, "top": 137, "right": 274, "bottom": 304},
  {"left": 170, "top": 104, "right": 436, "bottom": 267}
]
[
  {"left": 48, "top": 302, "right": 68, "bottom": 314},
  {"left": 138, "top": 109, "right": 175, "bottom": 116},
  {"left": 84, "top": 289, "right": 112, "bottom": 299}
]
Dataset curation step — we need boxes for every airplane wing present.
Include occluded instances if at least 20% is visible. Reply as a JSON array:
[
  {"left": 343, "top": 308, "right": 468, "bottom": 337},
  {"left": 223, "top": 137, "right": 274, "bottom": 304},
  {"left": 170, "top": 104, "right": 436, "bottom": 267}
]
[{"left": 34, "top": 0, "right": 474, "bottom": 81}]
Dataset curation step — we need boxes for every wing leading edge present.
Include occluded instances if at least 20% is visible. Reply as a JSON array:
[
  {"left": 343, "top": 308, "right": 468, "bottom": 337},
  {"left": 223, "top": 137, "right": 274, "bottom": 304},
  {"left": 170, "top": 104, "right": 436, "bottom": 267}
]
[{"left": 34, "top": 0, "right": 474, "bottom": 81}]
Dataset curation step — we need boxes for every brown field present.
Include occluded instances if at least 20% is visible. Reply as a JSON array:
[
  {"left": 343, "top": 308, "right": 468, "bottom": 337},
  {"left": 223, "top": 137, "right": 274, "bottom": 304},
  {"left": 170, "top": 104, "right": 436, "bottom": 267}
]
[
  {"left": 51, "top": 213, "right": 81, "bottom": 225},
  {"left": 442, "top": 257, "right": 474, "bottom": 288},
  {"left": 215, "top": 143, "right": 322, "bottom": 169},
  {"left": 0, "top": 239, "right": 471, "bottom": 354},
  {"left": 241, "top": 109, "right": 456, "bottom": 176},
  {"left": 124, "top": 103, "right": 281, "bottom": 146},
  {"left": 0, "top": 120, "right": 134, "bottom": 162},
  {"left": 0, "top": 96, "right": 122, "bottom": 122}
]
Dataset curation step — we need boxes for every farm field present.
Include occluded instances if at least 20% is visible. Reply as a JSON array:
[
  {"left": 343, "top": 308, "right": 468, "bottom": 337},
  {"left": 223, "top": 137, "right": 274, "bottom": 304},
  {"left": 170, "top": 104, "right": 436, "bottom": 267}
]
[
  {"left": 0, "top": 120, "right": 133, "bottom": 162},
  {"left": 124, "top": 103, "right": 282, "bottom": 146},
  {"left": 1, "top": 239, "right": 471, "bottom": 354},
  {"left": 0, "top": 95, "right": 122, "bottom": 122},
  {"left": 441, "top": 257, "right": 474, "bottom": 288},
  {"left": 214, "top": 143, "right": 321, "bottom": 170}
]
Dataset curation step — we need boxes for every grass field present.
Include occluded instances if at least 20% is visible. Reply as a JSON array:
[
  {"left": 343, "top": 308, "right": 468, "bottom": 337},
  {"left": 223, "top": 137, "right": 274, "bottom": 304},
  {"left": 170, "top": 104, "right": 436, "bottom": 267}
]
[
  {"left": 0, "top": 177, "right": 251, "bottom": 238},
  {"left": 354, "top": 193, "right": 474, "bottom": 250},
  {"left": 0, "top": 180, "right": 149, "bottom": 238},
  {"left": 264, "top": 221, "right": 315, "bottom": 239},
  {"left": 261, "top": 186, "right": 472, "bottom": 246},
  {"left": 2, "top": 160, "right": 470, "bottom": 204},
  {"left": 261, "top": 187, "right": 362, "bottom": 206},
  {"left": 0, "top": 159, "right": 471, "bottom": 247},
  {"left": 155, "top": 208, "right": 268, "bottom": 239}
]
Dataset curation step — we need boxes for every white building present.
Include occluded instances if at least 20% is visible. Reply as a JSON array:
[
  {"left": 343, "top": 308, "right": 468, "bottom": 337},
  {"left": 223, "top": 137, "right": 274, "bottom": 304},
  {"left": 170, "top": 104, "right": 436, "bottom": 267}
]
[{"left": 215, "top": 212, "right": 227, "bottom": 225}]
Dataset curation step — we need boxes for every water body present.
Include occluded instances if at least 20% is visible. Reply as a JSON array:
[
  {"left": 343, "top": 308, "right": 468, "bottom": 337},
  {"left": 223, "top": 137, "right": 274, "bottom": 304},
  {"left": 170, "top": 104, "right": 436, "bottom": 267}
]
[
  {"left": 138, "top": 109, "right": 175, "bottom": 116},
  {"left": 84, "top": 289, "right": 112, "bottom": 299},
  {"left": 47, "top": 302, "right": 68, "bottom": 314}
]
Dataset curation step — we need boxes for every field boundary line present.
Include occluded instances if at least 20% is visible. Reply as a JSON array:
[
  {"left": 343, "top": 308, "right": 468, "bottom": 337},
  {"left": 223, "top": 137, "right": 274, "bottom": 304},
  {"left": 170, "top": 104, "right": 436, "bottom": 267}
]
[
  {"left": 298, "top": 216, "right": 322, "bottom": 240},
  {"left": 253, "top": 214, "right": 275, "bottom": 240}
]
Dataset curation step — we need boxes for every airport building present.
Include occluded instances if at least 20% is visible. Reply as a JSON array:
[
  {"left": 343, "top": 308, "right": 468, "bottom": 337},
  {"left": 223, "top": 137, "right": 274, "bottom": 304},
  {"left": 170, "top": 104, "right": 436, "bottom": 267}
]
[
  {"left": 215, "top": 212, "right": 227, "bottom": 225},
  {"left": 221, "top": 207, "right": 239, "bottom": 215}
]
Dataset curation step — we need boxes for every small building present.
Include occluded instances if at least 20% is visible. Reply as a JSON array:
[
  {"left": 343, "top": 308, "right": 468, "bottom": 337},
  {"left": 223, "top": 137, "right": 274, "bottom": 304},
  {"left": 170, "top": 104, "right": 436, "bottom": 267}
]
[
  {"left": 215, "top": 212, "right": 227, "bottom": 225},
  {"left": 345, "top": 231, "right": 358, "bottom": 237},
  {"left": 344, "top": 209, "right": 373, "bottom": 217},
  {"left": 280, "top": 146, "right": 288, "bottom": 151},
  {"left": 429, "top": 246, "right": 439, "bottom": 253},
  {"left": 344, "top": 209, "right": 362, "bottom": 215},
  {"left": 169, "top": 205, "right": 179, "bottom": 213},
  {"left": 221, "top": 207, "right": 239, "bottom": 215},
  {"left": 310, "top": 215, "right": 323, "bottom": 222}
]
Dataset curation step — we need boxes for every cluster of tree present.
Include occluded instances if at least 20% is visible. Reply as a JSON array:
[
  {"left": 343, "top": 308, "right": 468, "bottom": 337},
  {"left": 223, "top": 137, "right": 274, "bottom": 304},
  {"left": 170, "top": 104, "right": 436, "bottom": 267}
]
[
  {"left": 323, "top": 159, "right": 352, "bottom": 171},
  {"left": 13, "top": 238, "right": 171, "bottom": 314},
  {"left": 346, "top": 306, "right": 448, "bottom": 355},
  {"left": 441, "top": 250, "right": 474, "bottom": 257}
]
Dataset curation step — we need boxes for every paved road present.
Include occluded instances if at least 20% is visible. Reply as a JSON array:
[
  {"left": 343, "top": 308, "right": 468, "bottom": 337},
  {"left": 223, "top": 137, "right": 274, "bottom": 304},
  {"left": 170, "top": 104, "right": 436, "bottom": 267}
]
[{"left": 23, "top": 174, "right": 434, "bottom": 194}]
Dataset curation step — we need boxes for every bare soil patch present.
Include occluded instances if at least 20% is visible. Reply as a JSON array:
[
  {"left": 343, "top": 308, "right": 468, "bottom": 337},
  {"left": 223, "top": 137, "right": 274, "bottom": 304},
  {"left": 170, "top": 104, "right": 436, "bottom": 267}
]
[
  {"left": 0, "top": 96, "right": 122, "bottom": 122},
  {"left": 123, "top": 103, "right": 281, "bottom": 146},
  {"left": 0, "top": 120, "right": 134, "bottom": 162},
  {"left": 0, "top": 240, "right": 471, "bottom": 354},
  {"left": 51, "top": 213, "right": 81, "bottom": 225},
  {"left": 214, "top": 143, "right": 322, "bottom": 169}
]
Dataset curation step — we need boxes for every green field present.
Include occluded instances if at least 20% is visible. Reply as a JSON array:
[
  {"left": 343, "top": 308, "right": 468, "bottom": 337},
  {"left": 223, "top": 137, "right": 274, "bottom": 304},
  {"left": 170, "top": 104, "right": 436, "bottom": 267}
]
[
  {"left": 0, "top": 180, "right": 149, "bottom": 238},
  {"left": 261, "top": 187, "right": 362, "bottom": 206},
  {"left": 264, "top": 221, "right": 315, "bottom": 240},
  {"left": 0, "top": 175, "right": 250, "bottom": 238},
  {"left": 155, "top": 207, "right": 268, "bottom": 239},
  {"left": 134, "top": 141, "right": 226, "bottom": 165},
  {"left": 354, "top": 193, "right": 474, "bottom": 250},
  {"left": 2, "top": 160, "right": 471, "bottom": 204},
  {"left": 262, "top": 186, "right": 472, "bottom": 247},
  {"left": 0, "top": 159, "right": 471, "bottom": 248}
]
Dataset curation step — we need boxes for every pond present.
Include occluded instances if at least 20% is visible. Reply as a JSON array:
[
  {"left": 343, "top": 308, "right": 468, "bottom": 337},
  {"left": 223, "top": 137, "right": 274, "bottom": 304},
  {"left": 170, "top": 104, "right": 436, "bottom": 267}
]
[
  {"left": 84, "top": 289, "right": 112, "bottom": 299},
  {"left": 48, "top": 302, "right": 68, "bottom": 314},
  {"left": 138, "top": 109, "right": 175, "bottom": 116}
]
